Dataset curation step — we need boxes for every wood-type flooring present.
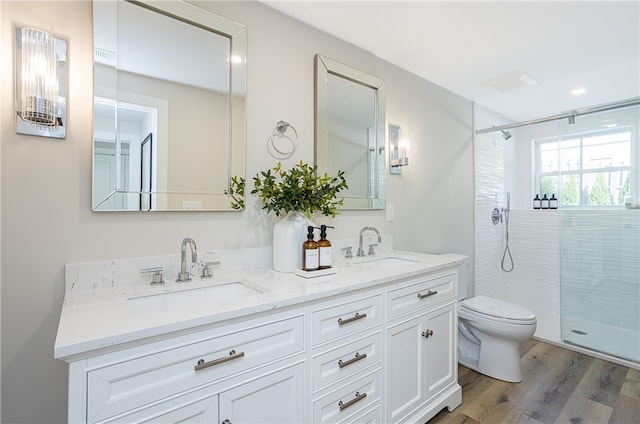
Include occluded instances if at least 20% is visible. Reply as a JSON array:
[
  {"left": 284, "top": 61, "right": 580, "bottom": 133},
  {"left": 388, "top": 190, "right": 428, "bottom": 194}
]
[{"left": 429, "top": 339, "right": 640, "bottom": 424}]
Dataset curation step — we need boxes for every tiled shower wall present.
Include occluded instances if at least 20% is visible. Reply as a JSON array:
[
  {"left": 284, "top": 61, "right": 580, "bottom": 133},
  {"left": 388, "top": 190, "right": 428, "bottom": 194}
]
[{"left": 474, "top": 107, "right": 561, "bottom": 342}]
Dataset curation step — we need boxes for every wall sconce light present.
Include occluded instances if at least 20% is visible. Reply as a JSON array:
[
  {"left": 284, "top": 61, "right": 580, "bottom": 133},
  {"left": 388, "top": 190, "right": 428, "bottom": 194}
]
[
  {"left": 14, "top": 26, "right": 67, "bottom": 138},
  {"left": 389, "top": 123, "right": 410, "bottom": 174}
]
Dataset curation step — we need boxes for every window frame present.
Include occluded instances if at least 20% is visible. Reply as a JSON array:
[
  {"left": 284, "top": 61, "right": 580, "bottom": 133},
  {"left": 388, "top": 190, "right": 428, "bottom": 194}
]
[{"left": 533, "top": 126, "right": 634, "bottom": 208}]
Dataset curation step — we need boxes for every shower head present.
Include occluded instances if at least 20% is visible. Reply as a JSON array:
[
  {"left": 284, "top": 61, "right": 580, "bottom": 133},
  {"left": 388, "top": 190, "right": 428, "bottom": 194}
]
[{"left": 501, "top": 129, "right": 512, "bottom": 140}]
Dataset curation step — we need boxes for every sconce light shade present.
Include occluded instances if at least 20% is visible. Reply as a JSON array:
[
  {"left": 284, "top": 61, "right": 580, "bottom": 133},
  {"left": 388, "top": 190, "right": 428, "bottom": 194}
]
[
  {"left": 15, "top": 26, "right": 67, "bottom": 138},
  {"left": 21, "top": 28, "right": 58, "bottom": 125}
]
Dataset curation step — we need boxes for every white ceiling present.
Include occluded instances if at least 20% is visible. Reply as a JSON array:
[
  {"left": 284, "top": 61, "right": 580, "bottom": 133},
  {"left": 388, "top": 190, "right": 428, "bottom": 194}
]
[{"left": 263, "top": 0, "right": 640, "bottom": 123}]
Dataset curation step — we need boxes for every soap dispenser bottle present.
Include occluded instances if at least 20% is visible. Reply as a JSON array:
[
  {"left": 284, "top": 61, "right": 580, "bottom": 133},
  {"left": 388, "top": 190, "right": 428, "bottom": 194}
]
[
  {"left": 541, "top": 194, "right": 550, "bottom": 209},
  {"left": 318, "top": 225, "right": 334, "bottom": 269},
  {"left": 549, "top": 194, "right": 558, "bottom": 209},
  {"left": 302, "top": 226, "right": 319, "bottom": 271},
  {"left": 533, "top": 194, "right": 541, "bottom": 209}
]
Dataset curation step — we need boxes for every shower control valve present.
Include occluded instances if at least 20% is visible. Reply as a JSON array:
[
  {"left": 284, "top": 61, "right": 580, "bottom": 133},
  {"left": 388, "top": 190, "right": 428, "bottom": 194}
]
[{"left": 491, "top": 208, "right": 502, "bottom": 225}]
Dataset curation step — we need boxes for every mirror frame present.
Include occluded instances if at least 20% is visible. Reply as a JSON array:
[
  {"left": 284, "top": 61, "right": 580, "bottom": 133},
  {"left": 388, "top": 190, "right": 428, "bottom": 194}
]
[
  {"left": 92, "top": 0, "right": 246, "bottom": 212},
  {"left": 315, "top": 54, "right": 386, "bottom": 210}
]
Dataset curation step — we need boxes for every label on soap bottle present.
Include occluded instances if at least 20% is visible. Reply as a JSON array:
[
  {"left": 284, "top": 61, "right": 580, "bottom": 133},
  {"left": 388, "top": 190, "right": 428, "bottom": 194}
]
[
  {"left": 304, "top": 249, "right": 319, "bottom": 271},
  {"left": 319, "top": 246, "right": 332, "bottom": 268}
]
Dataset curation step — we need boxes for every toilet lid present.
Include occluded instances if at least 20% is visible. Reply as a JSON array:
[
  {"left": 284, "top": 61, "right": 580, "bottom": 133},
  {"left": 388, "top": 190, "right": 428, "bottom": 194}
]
[{"left": 461, "top": 296, "right": 536, "bottom": 322}]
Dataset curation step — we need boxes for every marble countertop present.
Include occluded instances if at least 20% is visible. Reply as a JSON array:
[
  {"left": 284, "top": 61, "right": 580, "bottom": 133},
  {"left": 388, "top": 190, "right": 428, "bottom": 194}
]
[{"left": 54, "top": 251, "right": 466, "bottom": 360}]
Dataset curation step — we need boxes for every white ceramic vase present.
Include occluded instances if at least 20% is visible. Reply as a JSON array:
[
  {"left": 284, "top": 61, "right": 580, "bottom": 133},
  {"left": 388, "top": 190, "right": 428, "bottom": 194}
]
[{"left": 273, "top": 211, "right": 312, "bottom": 272}]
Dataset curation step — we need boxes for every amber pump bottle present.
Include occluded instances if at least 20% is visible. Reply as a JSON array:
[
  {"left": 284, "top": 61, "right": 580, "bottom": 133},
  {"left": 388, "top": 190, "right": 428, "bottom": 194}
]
[
  {"left": 302, "top": 226, "right": 319, "bottom": 271},
  {"left": 318, "top": 225, "right": 334, "bottom": 269}
]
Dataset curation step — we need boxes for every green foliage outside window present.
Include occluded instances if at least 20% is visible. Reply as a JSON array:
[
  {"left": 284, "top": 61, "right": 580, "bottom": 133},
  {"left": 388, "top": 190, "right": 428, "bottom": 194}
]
[
  {"left": 540, "top": 176, "right": 557, "bottom": 201},
  {"left": 589, "top": 173, "right": 612, "bottom": 205},
  {"left": 562, "top": 174, "right": 580, "bottom": 206},
  {"left": 618, "top": 174, "right": 630, "bottom": 204}
]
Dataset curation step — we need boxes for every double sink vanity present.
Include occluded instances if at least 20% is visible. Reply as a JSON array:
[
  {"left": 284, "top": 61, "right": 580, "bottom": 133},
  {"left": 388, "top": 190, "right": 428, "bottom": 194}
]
[
  {"left": 76, "top": 0, "right": 468, "bottom": 421},
  {"left": 55, "top": 240, "right": 465, "bottom": 423}
]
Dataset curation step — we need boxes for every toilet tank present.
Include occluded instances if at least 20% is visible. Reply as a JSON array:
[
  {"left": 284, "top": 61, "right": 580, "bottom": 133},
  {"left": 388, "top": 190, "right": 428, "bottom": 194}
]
[{"left": 441, "top": 254, "right": 470, "bottom": 300}]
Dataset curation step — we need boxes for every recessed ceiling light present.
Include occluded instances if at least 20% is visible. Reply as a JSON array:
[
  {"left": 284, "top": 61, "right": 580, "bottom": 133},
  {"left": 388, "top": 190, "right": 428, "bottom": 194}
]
[{"left": 571, "top": 88, "right": 586, "bottom": 96}]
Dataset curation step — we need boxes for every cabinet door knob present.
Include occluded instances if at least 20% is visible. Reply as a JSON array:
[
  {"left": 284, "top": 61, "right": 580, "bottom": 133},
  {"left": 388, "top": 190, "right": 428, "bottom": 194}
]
[{"left": 422, "top": 329, "right": 434, "bottom": 338}]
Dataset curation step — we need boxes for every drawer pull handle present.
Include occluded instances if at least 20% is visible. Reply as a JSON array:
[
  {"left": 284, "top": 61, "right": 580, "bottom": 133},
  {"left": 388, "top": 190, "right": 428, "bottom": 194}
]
[
  {"left": 417, "top": 290, "right": 437, "bottom": 299},
  {"left": 338, "top": 391, "right": 367, "bottom": 411},
  {"left": 194, "top": 350, "right": 245, "bottom": 371},
  {"left": 338, "top": 352, "right": 367, "bottom": 369},
  {"left": 422, "top": 329, "right": 434, "bottom": 338},
  {"left": 338, "top": 312, "right": 367, "bottom": 326}
]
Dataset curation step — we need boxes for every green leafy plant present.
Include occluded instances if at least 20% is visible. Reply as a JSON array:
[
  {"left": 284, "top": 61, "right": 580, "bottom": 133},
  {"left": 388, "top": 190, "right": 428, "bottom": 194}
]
[
  {"left": 225, "top": 175, "right": 245, "bottom": 210},
  {"left": 228, "top": 161, "right": 348, "bottom": 218}
]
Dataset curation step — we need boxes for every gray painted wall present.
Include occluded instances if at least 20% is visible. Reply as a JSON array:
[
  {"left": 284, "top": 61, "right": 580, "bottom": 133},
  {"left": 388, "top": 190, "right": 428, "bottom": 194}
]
[{"left": 0, "top": 1, "right": 473, "bottom": 422}]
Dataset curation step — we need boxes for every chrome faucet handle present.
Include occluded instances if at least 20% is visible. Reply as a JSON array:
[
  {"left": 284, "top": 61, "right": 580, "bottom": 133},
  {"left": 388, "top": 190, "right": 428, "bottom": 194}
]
[
  {"left": 341, "top": 246, "right": 353, "bottom": 259},
  {"left": 140, "top": 267, "right": 164, "bottom": 286},
  {"left": 368, "top": 243, "right": 378, "bottom": 256},
  {"left": 200, "top": 260, "right": 221, "bottom": 278}
]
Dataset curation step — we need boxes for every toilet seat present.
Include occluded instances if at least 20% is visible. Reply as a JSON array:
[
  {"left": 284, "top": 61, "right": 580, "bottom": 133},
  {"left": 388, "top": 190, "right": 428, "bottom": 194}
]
[{"left": 460, "top": 296, "right": 536, "bottom": 325}]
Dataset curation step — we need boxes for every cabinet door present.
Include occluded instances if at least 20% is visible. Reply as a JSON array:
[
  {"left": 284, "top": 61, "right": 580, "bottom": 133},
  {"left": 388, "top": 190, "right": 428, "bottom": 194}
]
[
  {"left": 219, "top": 363, "right": 304, "bottom": 424},
  {"left": 385, "top": 315, "right": 427, "bottom": 423},
  {"left": 424, "top": 302, "right": 457, "bottom": 399}
]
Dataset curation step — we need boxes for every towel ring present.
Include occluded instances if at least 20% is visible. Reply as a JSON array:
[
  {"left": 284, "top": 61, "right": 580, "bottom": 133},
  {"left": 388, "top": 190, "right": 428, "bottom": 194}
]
[{"left": 267, "top": 120, "right": 298, "bottom": 159}]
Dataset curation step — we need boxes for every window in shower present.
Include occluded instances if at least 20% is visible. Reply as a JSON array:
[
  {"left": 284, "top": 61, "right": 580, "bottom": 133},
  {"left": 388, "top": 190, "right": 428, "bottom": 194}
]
[{"left": 534, "top": 128, "right": 632, "bottom": 207}]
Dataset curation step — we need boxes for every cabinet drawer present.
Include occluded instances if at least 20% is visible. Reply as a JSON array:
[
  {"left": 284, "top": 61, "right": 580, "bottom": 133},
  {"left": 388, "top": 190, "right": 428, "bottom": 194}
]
[
  {"left": 313, "top": 368, "right": 382, "bottom": 423},
  {"left": 312, "top": 294, "right": 382, "bottom": 347},
  {"left": 87, "top": 316, "right": 303, "bottom": 422},
  {"left": 386, "top": 272, "right": 455, "bottom": 319},
  {"left": 349, "top": 404, "right": 383, "bottom": 424},
  {"left": 312, "top": 332, "right": 382, "bottom": 392}
]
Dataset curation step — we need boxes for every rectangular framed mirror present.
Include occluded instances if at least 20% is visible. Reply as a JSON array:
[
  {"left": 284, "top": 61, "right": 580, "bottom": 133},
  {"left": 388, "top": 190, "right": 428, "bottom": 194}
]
[
  {"left": 315, "top": 55, "right": 386, "bottom": 210},
  {"left": 92, "top": 0, "right": 246, "bottom": 211}
]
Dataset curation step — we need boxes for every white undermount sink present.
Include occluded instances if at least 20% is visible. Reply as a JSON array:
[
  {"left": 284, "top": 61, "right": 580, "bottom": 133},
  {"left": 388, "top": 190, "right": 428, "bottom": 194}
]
[
  {"left": 128, "top": 280, "right": 265, "bottom": 307},
  {"left": 355, "top": 255, "right": 421, "bottom": 269}
]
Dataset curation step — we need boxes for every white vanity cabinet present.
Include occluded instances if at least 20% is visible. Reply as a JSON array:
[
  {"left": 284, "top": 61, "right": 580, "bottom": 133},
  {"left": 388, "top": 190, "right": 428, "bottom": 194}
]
[
  {"left": 58, "top": 253, "right": 464, "bottom": 424},
  {"left": 385, "top": 272, "right": 460, "bottom": 423},
  {"left": 102, "top": 362, "right": 304, "bottom": 423},
  {"left": 71, "top": 312, "right": 305, "bottom": 423}
]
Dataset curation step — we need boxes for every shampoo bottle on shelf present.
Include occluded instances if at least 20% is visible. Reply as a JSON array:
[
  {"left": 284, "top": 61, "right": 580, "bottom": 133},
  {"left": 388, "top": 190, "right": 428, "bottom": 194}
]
[
  {"left": 541, "top": 194, "right": 550, "bottom": 209},
  {"left": 302, "top": 226, "right": 319, "bottom": 271},
  {"left": 533, "top": 194, "right": 541, "bottom": 209},
  {"left": 549, "top": 194, "right": 558, "bottom": 209},
  {"left": 318, "top": 225, "right": 334, "bottom": 269}
]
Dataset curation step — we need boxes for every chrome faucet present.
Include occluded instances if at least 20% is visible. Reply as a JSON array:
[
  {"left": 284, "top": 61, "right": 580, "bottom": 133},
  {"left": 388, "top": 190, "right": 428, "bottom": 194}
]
[
  {"left": 357, "top": 227, "right": 381, "bottom": 257},
  {"left": 177, "top": 238, "right": 197, "bottom": 282}
]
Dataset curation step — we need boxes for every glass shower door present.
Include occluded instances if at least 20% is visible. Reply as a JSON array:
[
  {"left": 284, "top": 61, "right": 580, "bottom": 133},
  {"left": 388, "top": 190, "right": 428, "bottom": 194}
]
[
  {"left": 560, "top": 105, "right": 640, "bottom": 364},
  {"left": 560, "top": 210, "right": 640, "bottom": 362}
]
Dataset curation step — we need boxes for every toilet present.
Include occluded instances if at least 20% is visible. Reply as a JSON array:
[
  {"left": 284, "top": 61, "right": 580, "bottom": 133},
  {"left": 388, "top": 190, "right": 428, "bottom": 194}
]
[{"left": 456, "top": 262, "right": 537, "bottom": 382}]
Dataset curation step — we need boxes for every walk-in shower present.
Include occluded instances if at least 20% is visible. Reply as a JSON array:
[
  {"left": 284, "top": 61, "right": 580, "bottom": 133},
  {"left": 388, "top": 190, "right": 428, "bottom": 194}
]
[{"left": 474, "top": 98, "right": 640, "bottom": 366}]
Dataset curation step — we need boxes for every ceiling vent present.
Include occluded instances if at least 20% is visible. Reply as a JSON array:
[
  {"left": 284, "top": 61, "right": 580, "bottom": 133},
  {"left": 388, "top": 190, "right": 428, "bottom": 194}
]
[{"left": 483, "top": 71, "right": 537, "bottom": 92}]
